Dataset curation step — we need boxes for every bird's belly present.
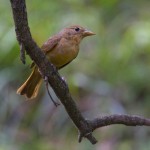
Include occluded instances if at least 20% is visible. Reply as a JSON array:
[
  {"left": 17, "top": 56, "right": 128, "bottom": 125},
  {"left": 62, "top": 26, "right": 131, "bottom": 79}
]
[{"left": 47, "top": 46, "right": 79, "bottom": 68}]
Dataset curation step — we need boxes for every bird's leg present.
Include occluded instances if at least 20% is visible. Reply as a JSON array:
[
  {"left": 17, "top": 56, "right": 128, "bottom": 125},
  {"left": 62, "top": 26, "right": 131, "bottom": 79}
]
[{"left": 44, "top": 76, "right": 60, "bottom": 107}]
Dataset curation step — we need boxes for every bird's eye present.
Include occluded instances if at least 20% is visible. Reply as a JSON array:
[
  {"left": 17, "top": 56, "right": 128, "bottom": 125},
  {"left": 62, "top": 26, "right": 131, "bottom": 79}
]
[{"left": 75, "top": 27, "right": 80, "bottom": 32}]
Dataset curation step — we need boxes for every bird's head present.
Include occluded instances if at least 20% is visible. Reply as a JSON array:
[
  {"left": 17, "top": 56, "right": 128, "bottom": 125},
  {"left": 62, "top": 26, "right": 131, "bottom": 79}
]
[{"left": 60, "top": 25, "right": 95, "bottom": 43}]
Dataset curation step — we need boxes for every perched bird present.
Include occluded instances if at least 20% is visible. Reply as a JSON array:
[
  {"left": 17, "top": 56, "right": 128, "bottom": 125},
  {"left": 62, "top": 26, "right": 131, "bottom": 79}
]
[{"left": 17, "top": 25, "right": 95, "bottom": 99}]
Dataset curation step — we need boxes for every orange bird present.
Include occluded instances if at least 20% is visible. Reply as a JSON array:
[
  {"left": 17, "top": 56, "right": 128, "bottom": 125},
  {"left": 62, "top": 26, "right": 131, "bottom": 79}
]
[{"left": 17, "top": 25, "right": 95, "bottom": 99}]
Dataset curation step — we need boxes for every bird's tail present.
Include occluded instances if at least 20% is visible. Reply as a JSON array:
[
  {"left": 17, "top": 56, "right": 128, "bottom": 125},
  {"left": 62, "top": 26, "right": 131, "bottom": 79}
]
[{"left": 17, "top": 67, "right": 42, "bottom": 99}]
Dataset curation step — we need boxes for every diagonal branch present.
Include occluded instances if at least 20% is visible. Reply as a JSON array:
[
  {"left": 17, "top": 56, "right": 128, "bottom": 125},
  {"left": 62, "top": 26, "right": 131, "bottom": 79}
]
[{"left": 10, "top": 0, "right": 150, "bottom": 144}]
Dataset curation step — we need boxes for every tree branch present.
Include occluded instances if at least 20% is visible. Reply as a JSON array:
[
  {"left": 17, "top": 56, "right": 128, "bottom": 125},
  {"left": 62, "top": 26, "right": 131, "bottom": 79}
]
[
  {"left": 89, "top": 114, "right": 150, "bottom": 130},
  {"left": 10, "top": 0, "right": 150, "bottom": 144}
]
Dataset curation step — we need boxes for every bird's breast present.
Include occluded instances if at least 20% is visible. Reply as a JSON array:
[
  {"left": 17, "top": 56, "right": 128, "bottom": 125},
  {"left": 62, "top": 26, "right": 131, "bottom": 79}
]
[{"left": 47, "top": 38, "right": 79, "bottom": 68}]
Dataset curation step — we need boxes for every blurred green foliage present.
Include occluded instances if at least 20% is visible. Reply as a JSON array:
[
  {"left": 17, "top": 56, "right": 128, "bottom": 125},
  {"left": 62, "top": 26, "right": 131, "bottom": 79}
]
[{"left": 0, "top": 0, "right": 150, "bottom": 149}]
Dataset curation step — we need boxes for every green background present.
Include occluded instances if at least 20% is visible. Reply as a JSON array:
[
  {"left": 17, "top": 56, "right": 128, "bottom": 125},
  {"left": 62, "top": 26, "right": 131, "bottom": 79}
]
[{"left": 0, "top": 0, "right": 150, "bottom": 149}]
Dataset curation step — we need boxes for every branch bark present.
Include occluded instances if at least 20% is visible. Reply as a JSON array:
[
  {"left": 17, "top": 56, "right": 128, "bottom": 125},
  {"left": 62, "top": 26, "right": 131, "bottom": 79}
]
[{"left": 10, "top": 0, "right": 150, "bottom": 144}]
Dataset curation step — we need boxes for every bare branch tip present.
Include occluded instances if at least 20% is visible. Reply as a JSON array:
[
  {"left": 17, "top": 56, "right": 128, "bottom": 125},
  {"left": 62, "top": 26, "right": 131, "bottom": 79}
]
[
  {"left": 78, "top": 131, "right": 97, "bottom": 144},
  {"left": 85, "top": 133, "right": 98, "bottom": 144}
]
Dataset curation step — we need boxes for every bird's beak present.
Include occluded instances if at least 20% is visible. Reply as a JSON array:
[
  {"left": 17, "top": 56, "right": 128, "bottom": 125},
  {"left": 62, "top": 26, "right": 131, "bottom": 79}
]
[{"left": 83, "top": 29, "right": 95, "bottom": 37}]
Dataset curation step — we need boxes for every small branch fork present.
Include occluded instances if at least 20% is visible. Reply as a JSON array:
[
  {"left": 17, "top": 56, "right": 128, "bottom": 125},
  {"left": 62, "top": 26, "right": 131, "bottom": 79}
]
[{"left": 10, "top": 0, "right": 150, "bottom": 144}]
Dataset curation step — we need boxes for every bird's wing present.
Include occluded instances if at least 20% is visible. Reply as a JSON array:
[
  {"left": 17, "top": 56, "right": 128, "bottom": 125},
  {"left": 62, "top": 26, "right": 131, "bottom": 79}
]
[
  {"left": 41, "top": 35, "right": 61, "bottom": 53},
  {"left": 30, "top": 35, "right": 61, "bottom": 68}
]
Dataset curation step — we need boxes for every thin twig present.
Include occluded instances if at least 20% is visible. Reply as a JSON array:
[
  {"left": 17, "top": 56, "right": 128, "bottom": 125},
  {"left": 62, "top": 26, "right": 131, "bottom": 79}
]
[{"left": 44, "top": 76, "right": 60, "bottom": 107}]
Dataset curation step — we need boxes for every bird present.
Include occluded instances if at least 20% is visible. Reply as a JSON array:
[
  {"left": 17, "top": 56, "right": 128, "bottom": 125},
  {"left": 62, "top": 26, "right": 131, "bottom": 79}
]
[{"left": 17, "top": 25, "right": 95, "bottom": 99}]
